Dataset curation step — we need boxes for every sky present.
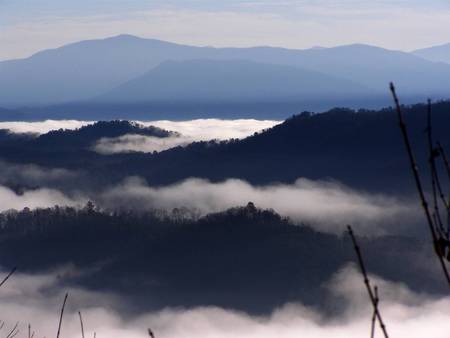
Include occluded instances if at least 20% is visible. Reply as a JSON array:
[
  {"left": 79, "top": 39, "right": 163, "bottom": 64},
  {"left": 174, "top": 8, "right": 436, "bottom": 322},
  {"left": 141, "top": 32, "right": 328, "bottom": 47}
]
[{"left": 1, "top": 0, "right": 450, "bottom": 60}]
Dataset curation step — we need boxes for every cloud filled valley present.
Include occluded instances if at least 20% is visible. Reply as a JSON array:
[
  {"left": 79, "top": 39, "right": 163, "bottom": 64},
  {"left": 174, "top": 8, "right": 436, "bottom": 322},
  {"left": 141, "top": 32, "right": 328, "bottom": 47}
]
[
  {"left": 2, "top": 6, "right": 450, "bottom": 338},
  {"left": 0, "top": 106, "right": 449, "bottom": 338},
  {"left": 0, "top": 265, "right": 448, "bottom": 338},
  {"left": 0, "top": 171, "right": 419, "bottom": 236}
]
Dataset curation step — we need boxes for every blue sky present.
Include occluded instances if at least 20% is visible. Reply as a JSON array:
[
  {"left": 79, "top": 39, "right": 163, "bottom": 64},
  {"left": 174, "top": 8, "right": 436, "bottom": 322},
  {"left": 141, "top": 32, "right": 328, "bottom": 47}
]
[{"left": 1, "top": 0, "right": 450, "bottom": 60}]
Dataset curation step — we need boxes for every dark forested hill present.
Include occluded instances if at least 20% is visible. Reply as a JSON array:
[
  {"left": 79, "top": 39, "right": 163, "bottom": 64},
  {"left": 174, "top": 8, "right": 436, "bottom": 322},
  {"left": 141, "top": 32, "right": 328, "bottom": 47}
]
[
  {"left": 0, "top": 102, "right": 448, "bottom": 193},
  {"left": 0, "top": 204, "right": 442, "bottom": 314}
]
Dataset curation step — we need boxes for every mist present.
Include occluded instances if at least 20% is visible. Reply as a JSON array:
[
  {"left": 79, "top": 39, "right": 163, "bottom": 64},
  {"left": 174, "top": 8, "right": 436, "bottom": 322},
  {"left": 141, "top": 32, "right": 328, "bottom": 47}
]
[
  {"left": 0, "top": 264, "right": 448, "bottom": 338},
  {"left": 0, "top": 161, "right": 79, "bottom": 187},
  {"left": 0, "top": 120, "right": 93, "bottom": 135},
  {"left": 93, "top": 134, "right": 193, "bottom": 154},
  {"left": 95, "top": 119, "right": 280, "bottom": 153},
  {"left": 100, "top": 177, "right": 418, "bottom": 235},
  {"left": 0, "top": 185, "right": 84, "bottom": 212}
]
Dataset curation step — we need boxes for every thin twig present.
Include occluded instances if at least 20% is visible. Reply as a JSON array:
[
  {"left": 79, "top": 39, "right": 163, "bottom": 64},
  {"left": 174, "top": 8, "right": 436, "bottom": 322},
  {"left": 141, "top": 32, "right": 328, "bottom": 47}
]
[
  {"left": 5, "top": 322, "right": 19, "bottom": 338},
  {"left": 8, "top": 329, "right": 19, "bottom": 338},
  {"left": 426, "top": 101, "right": 449, "bottom": 239},
  {"left": 78, "top": 311, "right": 85, "bottom": 338},
  {"left": 0, "top": 267, "right": 17, "bottom": 288},
  {"left": 347, "top": 225, "right": 389, "bottom": 338},
  {"left": 390, "top": 83, "right": 450, "bottom": 285},
  {"left": 437, "top": 142, "right": 450, "bottom": 238},
  {"left": 56, "top": 293, "right": 69, "bottom": 338},
  {"left": 370, "top": 286, "right": 379, "bottom": 338}
]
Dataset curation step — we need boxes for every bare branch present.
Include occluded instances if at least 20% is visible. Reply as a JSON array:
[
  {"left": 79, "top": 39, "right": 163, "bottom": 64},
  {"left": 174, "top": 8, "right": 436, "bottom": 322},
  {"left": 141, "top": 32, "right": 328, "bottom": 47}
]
[
  {"left": 389, "top": 83, "right": 450, "bottom": 284},
  {"left": 370, "top": 286, "right": 379, "bottom": 338},
  {"left": 56, "top": 293, "right": 69, "bottom": 338},
  {"left": 0, "top": 267, "right": 17, "bottom": 288},
  {"left": 78, "top": 311, "right": 85, "bottom": 338},
  {"left": 5, "top": 322, "right": 19, "bottom": 338},
  {"left": 347, "top": 225, "right": 389, "bottom": 338}
]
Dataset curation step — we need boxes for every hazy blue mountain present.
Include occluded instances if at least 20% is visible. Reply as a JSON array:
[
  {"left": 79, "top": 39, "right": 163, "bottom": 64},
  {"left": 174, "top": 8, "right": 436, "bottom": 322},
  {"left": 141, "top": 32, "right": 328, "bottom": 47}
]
[
  {"left": 0, "top": 35, "right": 205, "bottom": 106},
  {"left": 2, "top": 35, "right": 450, "bottom": 107},
  {"left": 214, "top": 43, "right": 450, "bottom": 97},
  {"left": 96, "top": 59, "right": 371, "bottom": 103},
  {"left": 413, "top": 43, "right": 450, "bottom": 64}
]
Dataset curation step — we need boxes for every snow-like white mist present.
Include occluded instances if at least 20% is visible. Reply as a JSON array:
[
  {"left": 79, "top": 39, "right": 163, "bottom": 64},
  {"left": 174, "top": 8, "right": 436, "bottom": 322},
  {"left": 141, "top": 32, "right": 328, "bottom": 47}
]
[
  {"left": 95, "top": 119, "right": 280, "bottom": 153},
  {"left": 100, "top": 177, "right": 418, "bottom": 235},
  {"left": 0, "top": 264, "right": 447, "bottom": 338},
  {"left": 0, "top": 174, "right": 418, "bottom": 235}
]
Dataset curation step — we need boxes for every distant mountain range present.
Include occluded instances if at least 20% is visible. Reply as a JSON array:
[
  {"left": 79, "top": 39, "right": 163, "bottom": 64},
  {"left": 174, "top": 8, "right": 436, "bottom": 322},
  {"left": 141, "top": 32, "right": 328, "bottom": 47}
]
[
  {"left": 413, "top": 43, "right": 450, "bottom": 64},
  {"left": 1, "top": 35, "right": 450, "bottom": 119},
  {"left": 97, "top": 59, "right": 370, "bottom": 103}
]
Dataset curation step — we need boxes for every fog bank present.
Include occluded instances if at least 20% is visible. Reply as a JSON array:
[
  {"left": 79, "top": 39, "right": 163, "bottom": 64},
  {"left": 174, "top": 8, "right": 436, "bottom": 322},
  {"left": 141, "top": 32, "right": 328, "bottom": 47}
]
[
  {"left": 0, "top": 264, "right": 447, "bottom": 338},
  {"left": 100, "top": 177, "right": 418, "bottom": 235}
]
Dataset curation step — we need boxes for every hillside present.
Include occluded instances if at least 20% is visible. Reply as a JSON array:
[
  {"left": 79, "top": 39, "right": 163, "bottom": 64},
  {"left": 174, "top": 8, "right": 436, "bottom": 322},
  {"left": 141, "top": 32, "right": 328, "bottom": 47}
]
[
  {"left": 0, "top": 102, "right": 448, "bottom": 194},
  {"left": 0, "top": 204, "right": 442, "bottom": 314}
]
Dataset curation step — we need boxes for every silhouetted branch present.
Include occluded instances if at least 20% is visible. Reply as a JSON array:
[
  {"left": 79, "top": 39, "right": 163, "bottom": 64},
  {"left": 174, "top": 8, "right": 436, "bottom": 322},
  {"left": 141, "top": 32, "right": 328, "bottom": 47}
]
[
  {"left": 370, "top": 286, "right": 379, "bottom": 338},
  {"left": 5, "top": 322, "right": 19, "bottom": 338},
  {"left": 78, "top": 311, "right": 85, "bottom": 338},
  {"left": 148, "top": 328, "right": 155, "bottom": 338},
  {"left": 390, "top": 83, "right": 450, "bottom": 285},
  {"left": 0, "top": 267, "right": 16, "bottom": 288},
  {"left": 437, "top": 142, "right": 450, "bottom": 238},
  {"left": 347, "top": 225, "right": 389, "bottom": 338},
  {"left": 56, "top": 293, "right": 68, "bottom": 338},
  {"left": 426, "top": 101, "right": 447, "bottom": 237}
]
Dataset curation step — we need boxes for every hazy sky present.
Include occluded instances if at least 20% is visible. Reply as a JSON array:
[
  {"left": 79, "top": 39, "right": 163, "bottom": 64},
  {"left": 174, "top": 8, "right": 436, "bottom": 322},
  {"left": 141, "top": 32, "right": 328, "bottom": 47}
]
[{"left": 1, "top": 0, "right": 450, "bottom": 60}]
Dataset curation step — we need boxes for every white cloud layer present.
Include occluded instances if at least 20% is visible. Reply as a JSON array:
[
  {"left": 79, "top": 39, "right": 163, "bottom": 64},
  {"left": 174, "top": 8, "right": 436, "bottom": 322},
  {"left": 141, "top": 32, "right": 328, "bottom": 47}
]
[
  {"left": 0, "top": 185, "right": 84, "bottom": 212},
  {"left": 0, "top": 161, "right": 78, "bottom": 186},
  {"left": 100, "top": 177, "right": 418, "bottom": 235},
  {"left": 0, "top": 120, "right": 93, "bottom": 135},
  {"left": 93, "top": 134, "right": 193, "bottom": 154},
  {"left": 0, "top": 119, "right": 280, "bottom": 153},
  {"left": 0, "top": 264, "right": 448, "bottom": 338},
  {"left": 94, "top": 119, "right": 279, "bottom": 153},
  {"left": 0, "top": 175, "right": 417, "bottom": 236}
]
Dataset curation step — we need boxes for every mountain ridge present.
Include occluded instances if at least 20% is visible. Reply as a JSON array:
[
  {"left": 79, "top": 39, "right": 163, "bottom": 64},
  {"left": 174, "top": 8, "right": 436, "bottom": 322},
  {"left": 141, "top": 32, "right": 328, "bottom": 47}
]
[{"left": 2, "top": 35, "right": 450, "bottom": 112}]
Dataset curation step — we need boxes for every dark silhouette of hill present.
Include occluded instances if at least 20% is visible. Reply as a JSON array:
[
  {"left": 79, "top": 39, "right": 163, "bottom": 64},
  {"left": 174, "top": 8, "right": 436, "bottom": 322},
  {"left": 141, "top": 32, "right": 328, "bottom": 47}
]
[
  {"left": 0, "top": 204, "right": 443, "bottom": 314},
  {"left": 33, "top": 120, "right": 174, "bottom": 149},
  {"left": 2, "top": 34, "right": 450, "bottom": 115},
  {"left": 96, "top": 59, "right": 370, "bottom": 103},
  {"left": 0, "top": 102, "right": 448, "bottom": 193}
]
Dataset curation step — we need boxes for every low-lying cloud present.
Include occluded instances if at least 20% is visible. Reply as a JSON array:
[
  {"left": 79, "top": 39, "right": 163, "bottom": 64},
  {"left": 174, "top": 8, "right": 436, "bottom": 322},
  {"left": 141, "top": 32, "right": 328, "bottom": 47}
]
[
  {"left": 93, "top": 134, "right": 194, "bottom": 154},
  {"left": 0, "top": 170, "right": 418, "bottom": 235},
  {"left": 0, "top": 119, "right": 281, "bottom": 153},
  {"left": 0, "top": 264, "right": 447, "bottom": 338},
  {"left": 0, "top": 185, "right": 84, "bottom": 212},
  {"left": 95, "top": 119, "right": 280, "bottom": 153},
  {"left": 0, "top": 120, "right": 93, "bottom": 135},
  {"left": 145, "top": 119, "right": 280, "bottom": 140},
  {"left": 0, "top": 161, "right": 79, "bottom": 187},
  {"left": 100, "top": 177, "right": 418, "bottom": 235}
]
